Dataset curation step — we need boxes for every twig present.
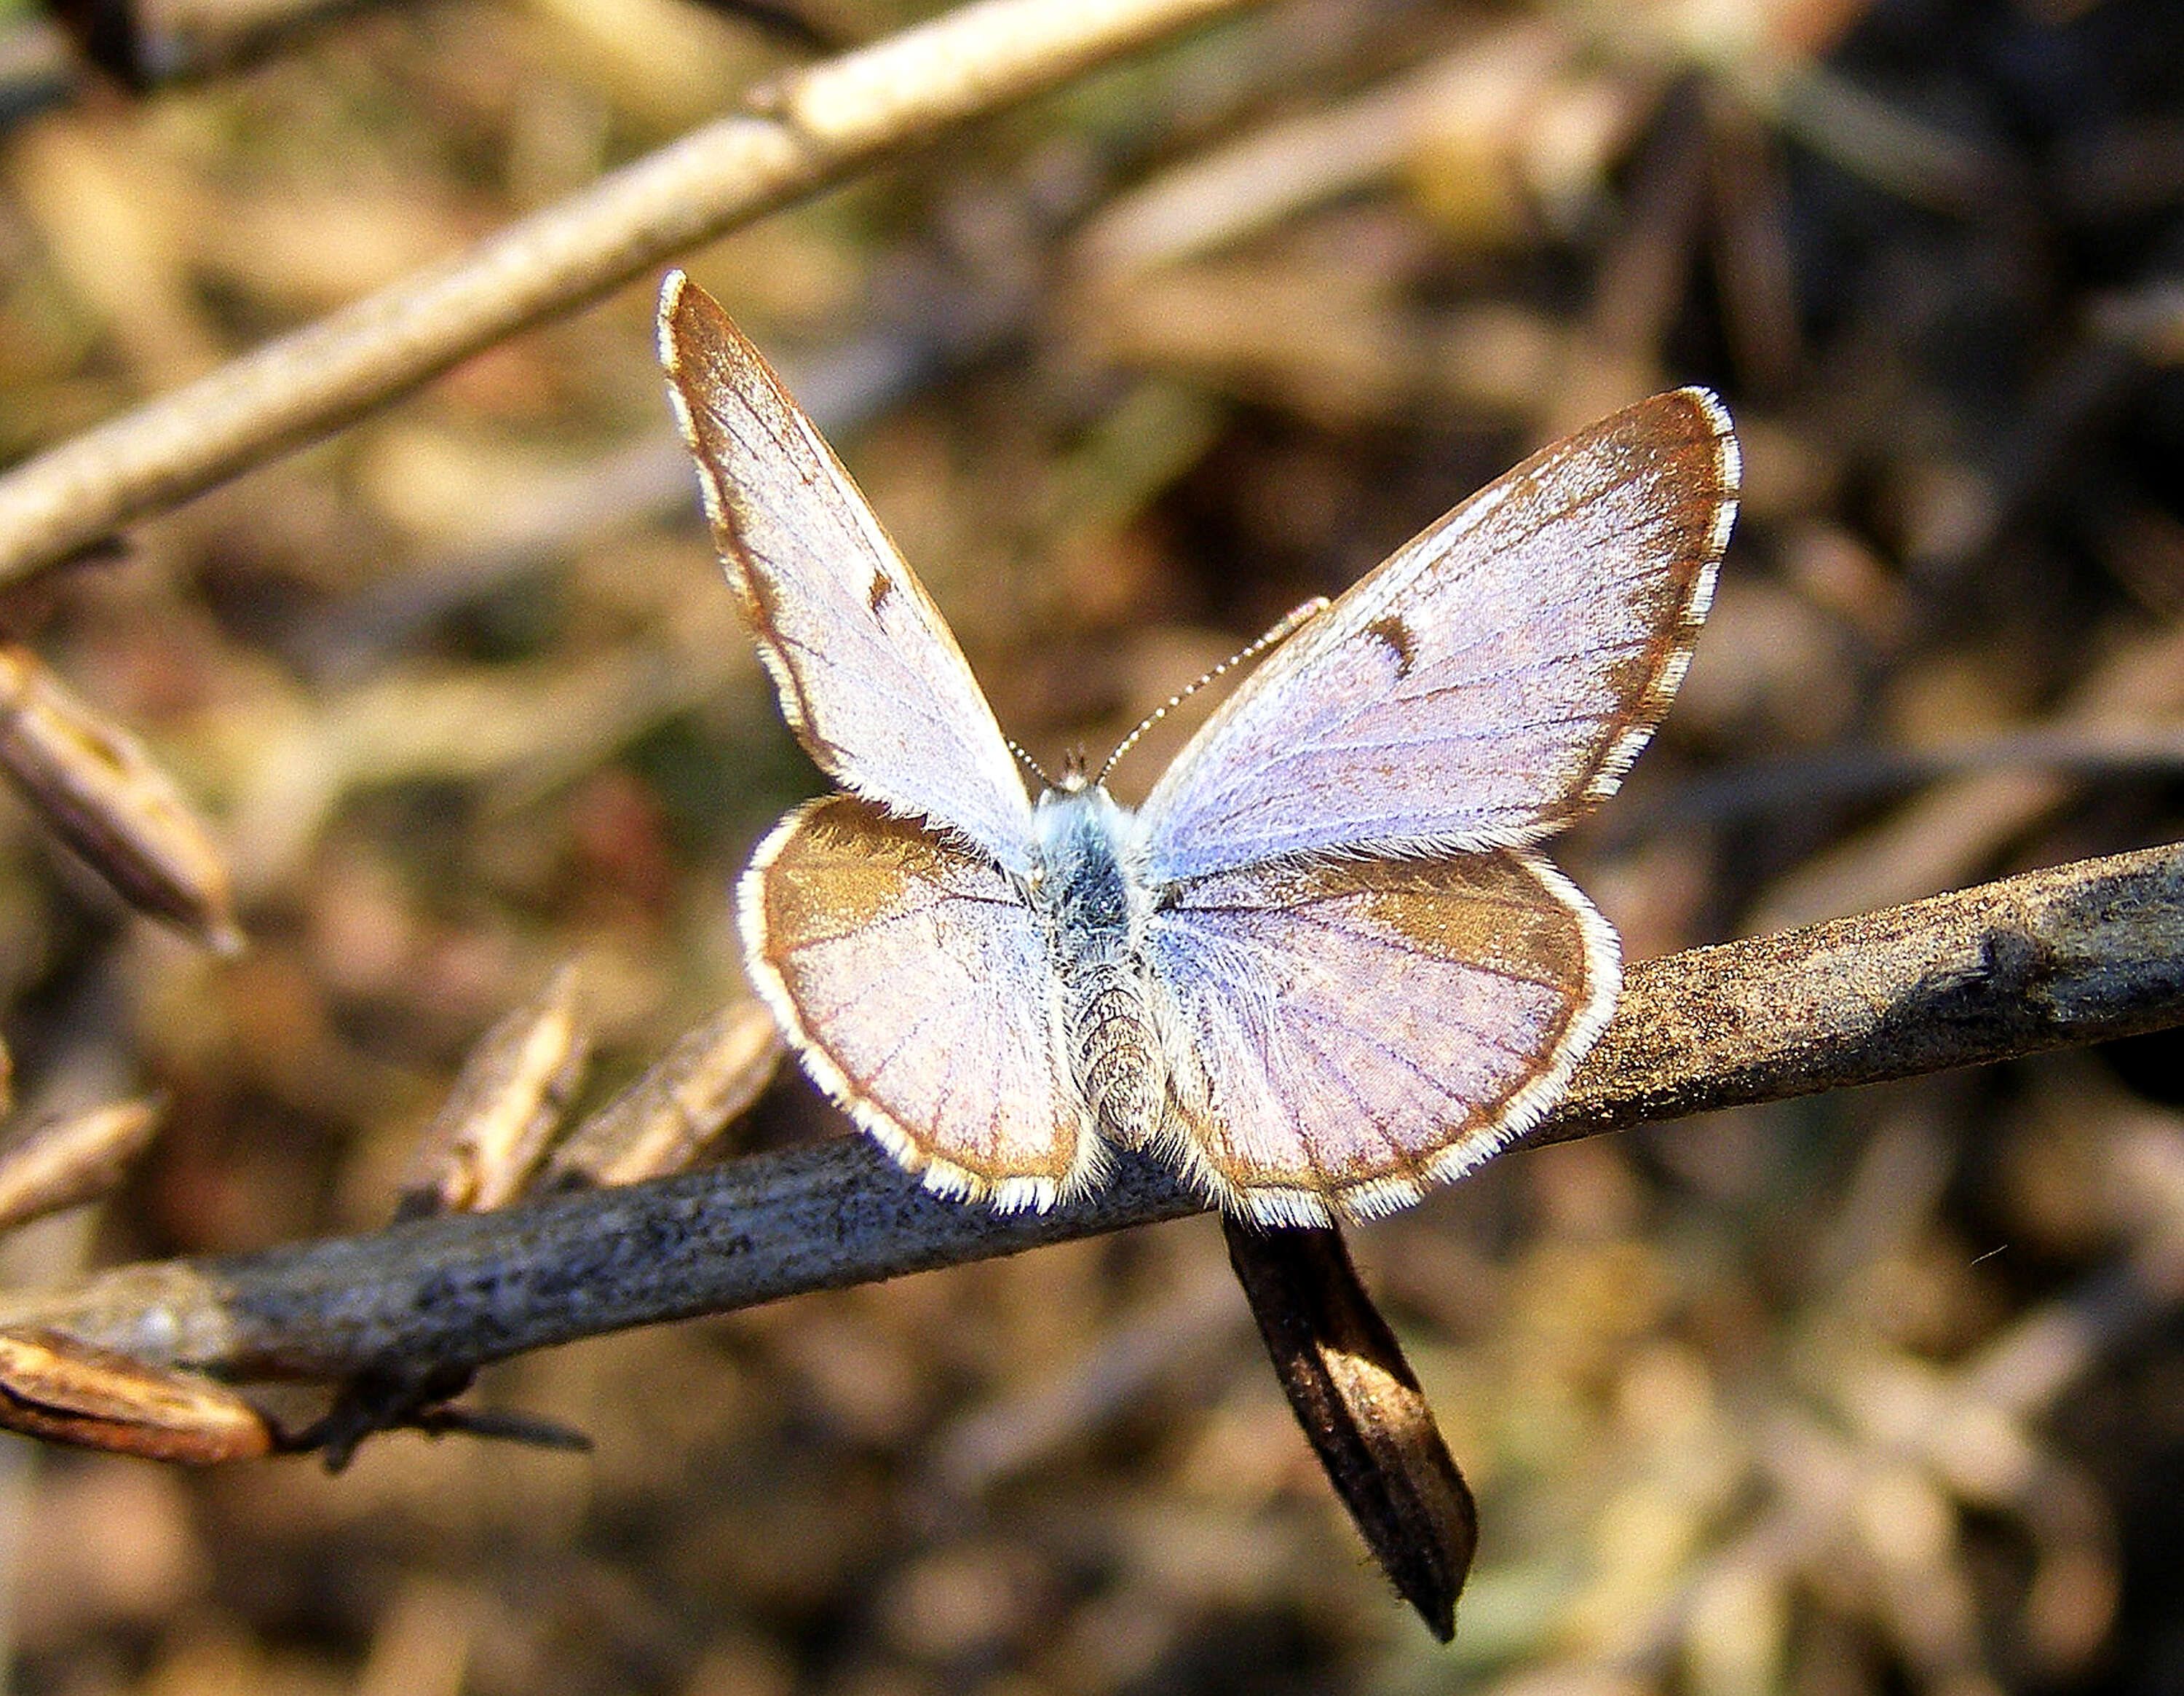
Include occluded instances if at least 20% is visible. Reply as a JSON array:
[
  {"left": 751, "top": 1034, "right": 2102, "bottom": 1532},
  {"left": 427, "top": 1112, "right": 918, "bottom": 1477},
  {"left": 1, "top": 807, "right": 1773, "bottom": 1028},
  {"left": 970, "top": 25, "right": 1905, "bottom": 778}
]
[
  {"left": 1, "top": 840, "right": 2180, "bottom": 1381},
  {"left": 1609, "top": 725, "right": 2184, "bottom": 837},
  {"left": 0, "top": 0, "right": 1266, "bottom": 588}
]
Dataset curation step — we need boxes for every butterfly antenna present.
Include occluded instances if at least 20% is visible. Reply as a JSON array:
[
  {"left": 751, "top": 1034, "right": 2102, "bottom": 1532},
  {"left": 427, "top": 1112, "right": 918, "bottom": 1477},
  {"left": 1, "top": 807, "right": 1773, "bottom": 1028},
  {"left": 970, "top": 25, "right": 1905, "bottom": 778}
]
[
  {"left": 1097, "top": 597, "right": 1330, "bottom": 786},
  {"left": 1009, "top": 738, "right": 1056, "bottom": 791}
]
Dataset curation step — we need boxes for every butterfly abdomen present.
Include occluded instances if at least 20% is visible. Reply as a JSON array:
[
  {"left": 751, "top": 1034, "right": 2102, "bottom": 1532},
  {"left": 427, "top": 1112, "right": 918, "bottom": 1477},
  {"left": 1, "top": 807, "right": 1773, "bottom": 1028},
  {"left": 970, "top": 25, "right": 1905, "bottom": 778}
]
[
  {"left": 1067, "top": 969, "right": 1166, "bottom": 1144},
  {"left": 1033, "top": 784, "right": 1170, "bottom": 1146}
]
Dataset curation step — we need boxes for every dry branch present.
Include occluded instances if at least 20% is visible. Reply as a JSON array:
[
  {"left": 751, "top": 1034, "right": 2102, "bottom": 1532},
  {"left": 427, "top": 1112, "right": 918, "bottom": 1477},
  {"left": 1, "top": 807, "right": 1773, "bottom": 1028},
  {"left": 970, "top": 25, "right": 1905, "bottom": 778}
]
[
  {"left": 0, "top": 0, "right": 1265, "bottom": 587},
  {"left": 1, "top": 840, "right": 2178, "bottom": 1383}
]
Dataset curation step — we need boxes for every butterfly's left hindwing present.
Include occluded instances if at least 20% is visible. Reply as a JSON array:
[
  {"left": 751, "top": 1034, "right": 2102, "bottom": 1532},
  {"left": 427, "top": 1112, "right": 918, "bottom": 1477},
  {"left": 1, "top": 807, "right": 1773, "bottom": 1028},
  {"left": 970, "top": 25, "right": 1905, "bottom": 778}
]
[
  {"left": 744, "top": 796, "right": 1100, "bottom": 1210},
  {"left": 1146, "top": 849, "right": 1616, "bottom": 1226}
]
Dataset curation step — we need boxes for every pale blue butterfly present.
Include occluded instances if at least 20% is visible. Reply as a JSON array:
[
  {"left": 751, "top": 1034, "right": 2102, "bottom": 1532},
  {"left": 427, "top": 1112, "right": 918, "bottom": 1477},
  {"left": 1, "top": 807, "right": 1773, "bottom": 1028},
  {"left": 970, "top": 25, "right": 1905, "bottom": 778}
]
[{"left": 660, "top": 273, "right": 1738, "bottom": 1226}]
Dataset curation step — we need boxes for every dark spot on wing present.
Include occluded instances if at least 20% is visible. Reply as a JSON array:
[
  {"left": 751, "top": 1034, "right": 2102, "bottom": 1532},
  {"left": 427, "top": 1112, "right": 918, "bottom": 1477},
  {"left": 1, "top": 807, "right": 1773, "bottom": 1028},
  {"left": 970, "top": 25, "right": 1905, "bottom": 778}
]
[
  {"left": 1364, "top": 614, "right": 1417, "bottom": 679},
  {"left": 869, "top": 570, "right": 896, "bottom": 616}
]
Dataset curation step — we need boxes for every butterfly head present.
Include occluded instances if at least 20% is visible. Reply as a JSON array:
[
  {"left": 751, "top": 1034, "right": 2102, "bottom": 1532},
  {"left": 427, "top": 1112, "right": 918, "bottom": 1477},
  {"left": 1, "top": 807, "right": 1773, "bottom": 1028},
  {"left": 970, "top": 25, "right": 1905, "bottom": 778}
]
[
  {"left": 1053, "top": 748, "right": 1096, "bottom": 796},
  {"left": 1032, "top": 764, "right": 1134, "bottom": 861}
]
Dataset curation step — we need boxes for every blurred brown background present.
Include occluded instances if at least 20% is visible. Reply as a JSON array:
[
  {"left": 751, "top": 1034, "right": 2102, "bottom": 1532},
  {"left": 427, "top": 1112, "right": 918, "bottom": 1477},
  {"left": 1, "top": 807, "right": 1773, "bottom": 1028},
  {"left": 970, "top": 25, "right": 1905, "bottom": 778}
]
[{"left": 4, "top": 0, "right": 2184, "bottom": 1690}]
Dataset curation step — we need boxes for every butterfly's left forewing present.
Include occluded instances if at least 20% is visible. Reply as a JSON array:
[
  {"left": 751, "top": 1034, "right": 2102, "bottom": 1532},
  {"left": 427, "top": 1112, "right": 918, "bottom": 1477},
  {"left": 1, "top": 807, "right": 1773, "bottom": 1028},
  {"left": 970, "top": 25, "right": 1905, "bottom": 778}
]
[
  {"left": 1136, "top": 390, "right": 1736, "bottom": 880},
  {"left": 660, "top": 275, "right": 1036, "bottom": 870}
]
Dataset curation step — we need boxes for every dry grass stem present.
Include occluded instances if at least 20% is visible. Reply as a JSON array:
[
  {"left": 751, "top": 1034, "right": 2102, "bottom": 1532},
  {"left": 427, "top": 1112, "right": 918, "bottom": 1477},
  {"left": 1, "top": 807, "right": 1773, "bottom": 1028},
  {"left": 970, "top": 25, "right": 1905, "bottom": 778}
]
[
  {"left": 1223, "top": 1218, "right": 1476, "bottom": 1642},
  {"left": 0, "top": 1098, "right": 162, "bottom": 1235},
  {"left": 0, "top": 1327, "right": 272, "bottom": 1463},
  {"left": 0, "top": 641, "right": 241, "bottom": 951},
  {"left": 398, "top": 963, "right": 590, "bottom": 1217},
  {"left": 0, "top": 0, "right": 1266, "bottom": 587},
  {"left": 545, "top": 998, "right": 783, "bottom": 1188},
  {"left": 1757, "top": 593, "right": 2184, "bottom": 933}
]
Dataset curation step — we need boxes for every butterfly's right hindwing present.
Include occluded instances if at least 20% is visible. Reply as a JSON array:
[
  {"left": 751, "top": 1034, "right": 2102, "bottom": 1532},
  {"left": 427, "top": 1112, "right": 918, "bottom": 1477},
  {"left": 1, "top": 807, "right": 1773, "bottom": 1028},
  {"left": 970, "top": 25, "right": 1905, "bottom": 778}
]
[
  {"left": 743, "top": 795, "right": 1099, "bottom": 1210},
  {"left": 660, "top": 274, "right": 1036, "bottom": 872}
]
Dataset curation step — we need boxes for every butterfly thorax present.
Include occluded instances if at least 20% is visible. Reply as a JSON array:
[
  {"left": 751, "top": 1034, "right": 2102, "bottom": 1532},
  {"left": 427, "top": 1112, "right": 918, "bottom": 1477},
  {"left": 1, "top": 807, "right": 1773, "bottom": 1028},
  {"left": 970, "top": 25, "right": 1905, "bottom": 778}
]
[{"left": 1032, "top": 783, "right": 1168, "bottom": 1147}]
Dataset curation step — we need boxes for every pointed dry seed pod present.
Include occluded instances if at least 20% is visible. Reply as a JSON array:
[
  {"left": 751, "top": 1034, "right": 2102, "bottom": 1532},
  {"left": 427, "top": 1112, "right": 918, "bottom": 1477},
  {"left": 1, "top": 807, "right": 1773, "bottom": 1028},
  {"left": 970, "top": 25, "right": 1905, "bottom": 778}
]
[
  {"left": 0, "top": 641, "right": 242, "bottom": 952},
  {"left": 0, "top": 1327, "right": 273, "bottom": 1463},
  {"left": 0, "top": 1097, "right": 162, "bottom": 1235},
  {"left": 1223, "top": 1218, "right": 1478, "bottom": 1642},
  {"left": 399, "top": 963, "right": 590, "bottom": 1217},
  {"left": 545, "top": 998, "right": 783, "bottom": 1188}
]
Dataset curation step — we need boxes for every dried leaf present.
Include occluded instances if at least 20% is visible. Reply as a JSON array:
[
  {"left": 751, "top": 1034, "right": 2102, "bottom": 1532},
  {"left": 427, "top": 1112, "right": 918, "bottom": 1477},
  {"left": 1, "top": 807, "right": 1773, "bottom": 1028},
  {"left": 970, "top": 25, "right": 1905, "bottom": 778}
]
[
  {"left": 0, "top": 1096, "right": 161, "bottom": 1234},
  {"left": 546, "top": 998, "right": 782, "bottom": 1187},
  {"left": 399, "top": 963, "right": 590, "bottom": 1216},
  {"left": 0, "top": 1326, "right": 272, "bottom": 1463},
  {"left": 1224, "top": 1218, "right": 1476, "bottom": 1642},
  {"left": 0, "top": 640, "right": 242, "bottom": 952}
]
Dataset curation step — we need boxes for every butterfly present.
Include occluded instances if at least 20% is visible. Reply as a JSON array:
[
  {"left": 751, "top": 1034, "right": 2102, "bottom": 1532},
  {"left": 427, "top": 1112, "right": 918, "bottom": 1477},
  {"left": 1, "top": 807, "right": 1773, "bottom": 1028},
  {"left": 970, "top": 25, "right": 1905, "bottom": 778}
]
[{"left": 660, "top": 272, "right": 1738, "bottom": 1226}]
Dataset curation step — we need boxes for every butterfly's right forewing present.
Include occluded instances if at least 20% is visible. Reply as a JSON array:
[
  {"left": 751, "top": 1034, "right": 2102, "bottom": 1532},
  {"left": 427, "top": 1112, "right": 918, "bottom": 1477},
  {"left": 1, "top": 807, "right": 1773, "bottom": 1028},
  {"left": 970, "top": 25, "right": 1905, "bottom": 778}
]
[{"left": 660, "top": 274, "right": 1036, "bottom": 871}]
